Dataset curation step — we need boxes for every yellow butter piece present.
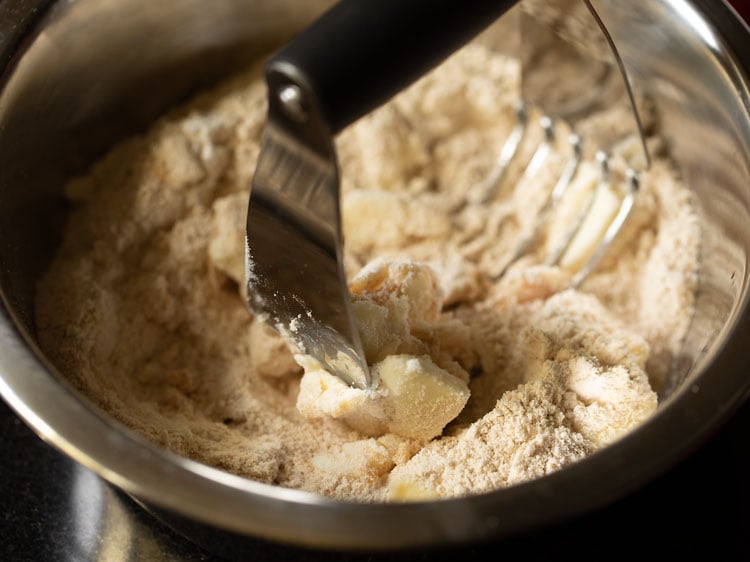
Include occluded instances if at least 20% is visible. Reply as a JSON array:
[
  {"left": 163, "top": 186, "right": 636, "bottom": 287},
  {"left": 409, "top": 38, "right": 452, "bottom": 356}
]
[
  {"left": 388, "top": 479, "right": 440, "bottom": 501},
  {"left": 375, "top": 354, "right": 470, "bottom": 440},
  {"left": 561, "top": 182, "right": 621, "bottom": 271}
]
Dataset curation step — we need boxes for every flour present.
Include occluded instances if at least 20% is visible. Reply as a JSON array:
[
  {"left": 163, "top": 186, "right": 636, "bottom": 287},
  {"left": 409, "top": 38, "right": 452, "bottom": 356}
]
[{"left": 35, "top": 44, "right": 699, "bottom": 502}]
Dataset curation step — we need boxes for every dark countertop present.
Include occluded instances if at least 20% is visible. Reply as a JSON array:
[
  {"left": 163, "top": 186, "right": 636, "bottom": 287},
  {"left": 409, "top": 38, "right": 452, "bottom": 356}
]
[{"left": 2, "top": 394, "right": 750, "bottom": 561}]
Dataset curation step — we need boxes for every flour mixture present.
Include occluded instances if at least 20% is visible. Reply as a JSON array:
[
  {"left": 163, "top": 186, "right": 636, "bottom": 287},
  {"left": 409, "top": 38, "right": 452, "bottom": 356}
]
[{"left": 35, "top": 44, "right": 700, "bottom": 501}]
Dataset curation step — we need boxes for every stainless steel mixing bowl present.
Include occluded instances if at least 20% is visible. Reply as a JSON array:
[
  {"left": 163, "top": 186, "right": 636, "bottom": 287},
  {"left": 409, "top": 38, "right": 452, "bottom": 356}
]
[{"left": 0, "top": 0, "right": 748, "bottom": 553}]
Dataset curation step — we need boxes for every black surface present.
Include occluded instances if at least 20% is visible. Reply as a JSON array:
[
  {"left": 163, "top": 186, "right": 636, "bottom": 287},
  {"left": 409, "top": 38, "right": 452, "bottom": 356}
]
[{"left": 2, "top": 395, "right": 750, "bottom": 561}]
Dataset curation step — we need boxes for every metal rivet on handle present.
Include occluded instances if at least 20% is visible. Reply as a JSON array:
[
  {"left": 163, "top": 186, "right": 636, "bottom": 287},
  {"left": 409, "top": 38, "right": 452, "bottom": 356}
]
[{"left": 278, "top": 84, "right": 309, "bottom": 123}]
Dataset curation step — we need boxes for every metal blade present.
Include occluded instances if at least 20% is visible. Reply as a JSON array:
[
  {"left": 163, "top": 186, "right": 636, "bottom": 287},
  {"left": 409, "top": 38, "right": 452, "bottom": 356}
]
[{"left": 245, "top": 79, "right": 369, "bottom": 389}]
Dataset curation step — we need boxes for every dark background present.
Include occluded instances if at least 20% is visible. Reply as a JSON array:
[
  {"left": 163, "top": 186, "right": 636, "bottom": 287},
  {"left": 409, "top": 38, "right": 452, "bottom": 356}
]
[{"left": 2, "top": 2, "right": 750, "bottom": 560}]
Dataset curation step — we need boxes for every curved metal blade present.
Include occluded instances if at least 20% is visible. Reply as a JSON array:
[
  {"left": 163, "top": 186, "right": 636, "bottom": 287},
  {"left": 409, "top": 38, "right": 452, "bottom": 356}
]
[{"left": 245, "top": 75, "right": 369, "bottom": 389}]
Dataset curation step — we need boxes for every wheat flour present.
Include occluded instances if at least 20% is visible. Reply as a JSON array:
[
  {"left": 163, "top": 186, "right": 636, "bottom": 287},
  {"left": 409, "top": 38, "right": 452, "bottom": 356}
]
[{"left": 35, "top": 44, "right": 700, "bottom": 501}]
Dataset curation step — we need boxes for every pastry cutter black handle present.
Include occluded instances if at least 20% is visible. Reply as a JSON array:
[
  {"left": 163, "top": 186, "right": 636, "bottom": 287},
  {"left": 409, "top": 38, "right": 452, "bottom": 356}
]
[{"left": 266, "top": 0, "right": 520, "bottom": 136}]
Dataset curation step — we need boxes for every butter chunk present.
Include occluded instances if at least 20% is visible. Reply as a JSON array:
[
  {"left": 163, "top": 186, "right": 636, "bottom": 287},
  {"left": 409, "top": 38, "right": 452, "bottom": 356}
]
[
  {"left": 374, "top": 354, "right": 469, "bottom": 440},
  {"left": 297, "top": 368, "right": 388, "bottom": 436},
  {"left": 296, "top": 354, "right": 469, "bottom": 441},
  {"left": 560, "top": 180, "right": 622, "bottom": 271},
  {"left": 296, "top": 261, "right": 473, "bottom": 440},
  {"left": 389, "top": 480, "right": 440, "bottom": 501}
]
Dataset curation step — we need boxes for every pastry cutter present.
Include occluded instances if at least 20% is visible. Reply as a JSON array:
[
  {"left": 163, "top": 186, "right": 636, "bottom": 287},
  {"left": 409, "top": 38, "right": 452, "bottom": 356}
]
[
  {"left": 245, "top": 0, "right": 518, "bottom": 389},
  {"left": 245, "top": 0, "right": 649, "bottom": 389}
]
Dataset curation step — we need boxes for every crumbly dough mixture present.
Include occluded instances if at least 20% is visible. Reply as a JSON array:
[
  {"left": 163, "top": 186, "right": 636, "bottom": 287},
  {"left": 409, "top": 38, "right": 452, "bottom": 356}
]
[{"left": 35, "top": 44, "right": 700, "bottom": 501}]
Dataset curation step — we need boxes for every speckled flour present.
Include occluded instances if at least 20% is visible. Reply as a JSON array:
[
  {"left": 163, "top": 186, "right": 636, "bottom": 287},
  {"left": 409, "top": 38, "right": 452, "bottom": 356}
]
[{"left": 35, "top": 44, "right": 700, "bottom": 501}]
